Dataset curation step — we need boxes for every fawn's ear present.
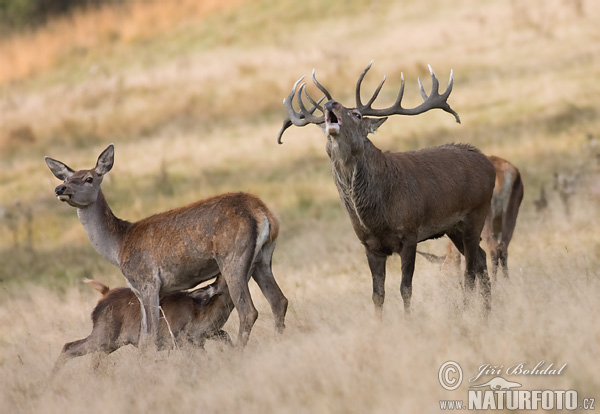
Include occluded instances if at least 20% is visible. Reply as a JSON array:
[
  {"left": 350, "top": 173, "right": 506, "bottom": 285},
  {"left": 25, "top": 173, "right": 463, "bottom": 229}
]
[
  {"left": 95, "top": 144, "right": 114, "bottom": 176},
  {"left": 45, "top": 157, "right": 75, "bottom": 180}
]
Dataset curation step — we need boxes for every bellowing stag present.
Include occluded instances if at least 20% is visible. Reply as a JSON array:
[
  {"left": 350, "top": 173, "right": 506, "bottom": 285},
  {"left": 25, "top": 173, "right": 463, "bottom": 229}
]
[{"left": 278, "top": 62, "right": 496, "bottom": 315}]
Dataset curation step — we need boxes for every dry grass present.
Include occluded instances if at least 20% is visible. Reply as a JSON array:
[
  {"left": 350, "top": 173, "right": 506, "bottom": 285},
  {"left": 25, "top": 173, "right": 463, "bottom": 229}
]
[
  {"left": 0, "top": 0, "right": 248, "bottom": 85},
  {"left": 1, "top": 0, "right": 600, "bottom": 413}
]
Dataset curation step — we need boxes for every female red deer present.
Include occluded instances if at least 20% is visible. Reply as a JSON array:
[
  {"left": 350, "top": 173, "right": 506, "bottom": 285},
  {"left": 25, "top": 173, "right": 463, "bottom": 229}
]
[
  {"left": 483, "top": 156, "right": 524, "bottom": 279},
  {"left": 278, "top": 62, "right": 496, "bottom": 315},
  {"left": 45, "top": 145, "right": 288, "bottom": 349}
]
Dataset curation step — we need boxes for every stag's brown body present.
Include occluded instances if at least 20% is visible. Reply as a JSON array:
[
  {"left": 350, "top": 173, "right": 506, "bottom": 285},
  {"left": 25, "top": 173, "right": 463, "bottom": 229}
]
[
  {"left": 422, "top": 155, "right": 524, "bottom": 279},
  {"left": 279, "top": 63, "right": 496, "bottom": 314},
  {"left": 45, "top": 145, "right": 288, "bottom": 349},
  {"left": 54, "top": 277, "right": 233, "bottom": 371}
]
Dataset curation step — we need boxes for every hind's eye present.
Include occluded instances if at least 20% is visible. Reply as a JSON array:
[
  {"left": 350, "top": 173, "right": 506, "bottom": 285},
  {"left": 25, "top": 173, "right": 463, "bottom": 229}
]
[{"left": 85, "top": 177, "right": 93, "bottom": 183}]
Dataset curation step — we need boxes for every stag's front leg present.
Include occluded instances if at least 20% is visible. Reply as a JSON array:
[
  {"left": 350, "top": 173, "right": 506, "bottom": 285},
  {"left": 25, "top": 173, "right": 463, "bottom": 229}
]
[
  {"left": 399, "top": 243, "right": 417, "bottom": 314},
  {"left": 366, "top": 250, "right": 387, "bottom": 320}
]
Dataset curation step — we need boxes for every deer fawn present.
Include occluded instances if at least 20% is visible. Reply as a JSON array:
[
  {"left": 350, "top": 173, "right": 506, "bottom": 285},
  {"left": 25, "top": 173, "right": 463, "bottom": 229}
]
[
  {"left": 45, "top": 145, "right": 288, "bottom": 349},
  {"left": 278, "top": 62, "right": 495, "bottom": 315},
  {"left": 53, "top": 276, "right": 234, "bottom": 372}
]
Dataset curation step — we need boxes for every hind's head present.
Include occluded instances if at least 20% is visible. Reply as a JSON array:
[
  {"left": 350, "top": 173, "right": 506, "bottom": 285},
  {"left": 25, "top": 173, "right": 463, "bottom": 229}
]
[{"left": 45, "top": 144, "right": 114, "bottom": 208}]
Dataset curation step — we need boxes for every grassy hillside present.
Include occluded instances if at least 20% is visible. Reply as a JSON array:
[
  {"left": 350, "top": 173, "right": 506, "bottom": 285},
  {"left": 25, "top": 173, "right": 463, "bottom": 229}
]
[{"left": 1, "top": 0, "right": 599, "bottom": 413}]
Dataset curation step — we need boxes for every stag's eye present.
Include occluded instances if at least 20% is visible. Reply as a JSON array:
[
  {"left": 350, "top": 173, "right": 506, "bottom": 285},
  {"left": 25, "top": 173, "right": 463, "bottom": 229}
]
[
  {"left": 85, "top": 177, "right": 93, "bottom": 183},
  {"left": 352, "top": 111, "right": 362, "bottom": 120}
]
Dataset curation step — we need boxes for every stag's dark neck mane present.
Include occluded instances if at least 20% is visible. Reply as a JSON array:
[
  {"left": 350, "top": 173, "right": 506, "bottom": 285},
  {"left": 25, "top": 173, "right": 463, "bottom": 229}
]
[{"left": 327, "top": 137, "right": 391, "bottom": 235}]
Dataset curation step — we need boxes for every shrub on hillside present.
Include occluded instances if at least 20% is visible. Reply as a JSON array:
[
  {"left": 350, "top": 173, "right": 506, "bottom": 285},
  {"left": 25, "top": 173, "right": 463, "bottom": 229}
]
[{"left": 0, "top": 0, "right": 124, "bottom": 34}]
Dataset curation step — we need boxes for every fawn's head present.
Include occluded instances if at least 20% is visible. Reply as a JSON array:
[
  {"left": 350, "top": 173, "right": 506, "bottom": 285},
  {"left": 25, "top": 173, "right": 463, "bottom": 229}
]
[{"left": 45, "top": 144, "right": 114, "bottom": 208}]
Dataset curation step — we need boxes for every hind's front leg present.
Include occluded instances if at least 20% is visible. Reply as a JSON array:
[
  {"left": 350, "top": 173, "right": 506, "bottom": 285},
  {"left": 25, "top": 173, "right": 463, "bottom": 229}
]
[{"left": 127, "top": 271, "right": 161, "bottom": 352}]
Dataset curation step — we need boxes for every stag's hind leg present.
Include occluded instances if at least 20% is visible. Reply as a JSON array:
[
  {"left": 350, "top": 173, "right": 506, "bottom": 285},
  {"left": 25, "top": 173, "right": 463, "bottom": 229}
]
[
  {"left": 447, "top": 228, "right": 491, "bottom": 312},
  {"left": 252, "top": 242, "right": 288, "bottom": 333}
]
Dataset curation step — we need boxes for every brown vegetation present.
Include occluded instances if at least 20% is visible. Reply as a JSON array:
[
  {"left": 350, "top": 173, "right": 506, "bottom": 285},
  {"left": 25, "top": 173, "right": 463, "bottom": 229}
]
[{"left": 1, "top": 0, "right": 599, "bottom": 413}]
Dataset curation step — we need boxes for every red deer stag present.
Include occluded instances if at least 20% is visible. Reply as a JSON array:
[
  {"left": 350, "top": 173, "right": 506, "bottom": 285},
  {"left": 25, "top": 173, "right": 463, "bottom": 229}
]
[
  {"left": 278, "top": 62, "right": 496, "bottom": 315},
  {"left": 53, "top": 276, "right": 234, "bottom": 372},
  {"left": 45, "top": 145, "right": 288, "bottom": 348},
  {"left": 419, "top": 156, "right": 524, "bottom": 280}
]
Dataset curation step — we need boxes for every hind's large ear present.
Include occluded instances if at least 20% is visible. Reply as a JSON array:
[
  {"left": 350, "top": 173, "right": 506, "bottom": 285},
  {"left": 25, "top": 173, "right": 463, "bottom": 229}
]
[
  {"left": 95, "top": 144, "right": 114, "bottom": 176},
  {"left": 45, "top": 157, "right": 75, "bottom": 180}
]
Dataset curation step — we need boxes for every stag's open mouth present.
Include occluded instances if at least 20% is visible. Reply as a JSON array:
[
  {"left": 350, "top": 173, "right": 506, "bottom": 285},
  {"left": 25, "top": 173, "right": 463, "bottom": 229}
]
[{"left": 325, "top": 111, "right": 341, "bottom": 135}]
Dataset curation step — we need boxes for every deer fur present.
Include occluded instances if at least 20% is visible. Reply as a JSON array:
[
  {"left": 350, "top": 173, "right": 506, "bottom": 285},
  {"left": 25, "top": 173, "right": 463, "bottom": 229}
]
[
  {"left": 419, "top": 156, "right": 524, "bottom": 280},
  {"left": 279, "top": 64, "right": 496, "bottom": 315},
  {"left": 482, "top": 155, "right": 524, "bottom": 279},
  {"left": 53, "top": 276, "right": 233, "bottom": 371},
  {"left": 45, "top": 144, "right": 288, "bottom": 349}
]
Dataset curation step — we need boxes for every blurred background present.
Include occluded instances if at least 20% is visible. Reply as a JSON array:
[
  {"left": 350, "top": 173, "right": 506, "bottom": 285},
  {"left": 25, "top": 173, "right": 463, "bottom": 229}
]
[
  {"left": 0, "top": 1, "right": 599, "bottom": 412},
  {"left": 1, "top": 0, "right": 598, "bottom": 288}
]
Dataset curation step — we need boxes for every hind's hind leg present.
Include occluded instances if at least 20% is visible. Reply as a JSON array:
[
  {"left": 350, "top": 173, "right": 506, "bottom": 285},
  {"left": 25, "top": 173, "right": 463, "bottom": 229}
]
[{"left": 252, "top": 242, "right": 288, "bottom": 333}]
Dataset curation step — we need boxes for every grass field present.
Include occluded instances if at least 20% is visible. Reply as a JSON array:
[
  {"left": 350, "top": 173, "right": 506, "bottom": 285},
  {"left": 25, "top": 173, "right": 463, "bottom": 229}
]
[{"left": 1, "top": 0, "right": 599, "bottom": 413}]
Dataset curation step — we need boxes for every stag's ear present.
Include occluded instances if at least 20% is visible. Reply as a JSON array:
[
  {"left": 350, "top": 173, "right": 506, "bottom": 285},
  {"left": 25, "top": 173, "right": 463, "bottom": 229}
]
[
  {"left": 95, "top": 144, "right": 114, "bottom": 176},
  {"left": 45, "top": 157, "right": 75, "bottom": 180},
  {"left": 366, "top": 117, "right": 387, "bottom": 134}
]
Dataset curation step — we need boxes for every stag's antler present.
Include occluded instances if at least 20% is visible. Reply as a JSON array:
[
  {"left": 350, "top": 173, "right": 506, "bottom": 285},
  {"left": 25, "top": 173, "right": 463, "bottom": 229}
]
[
  {"left": 277, "top": 71, "right": 330, "bottom": 144},
  {"left": 356, "top": 61, "right": 461, "bottom": 124}
]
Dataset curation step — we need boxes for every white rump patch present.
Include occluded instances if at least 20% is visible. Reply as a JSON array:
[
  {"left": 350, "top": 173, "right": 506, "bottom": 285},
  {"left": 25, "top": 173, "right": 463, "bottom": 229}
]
[{"left": 254, "top": 214, "right": 270, "bottom": 261}]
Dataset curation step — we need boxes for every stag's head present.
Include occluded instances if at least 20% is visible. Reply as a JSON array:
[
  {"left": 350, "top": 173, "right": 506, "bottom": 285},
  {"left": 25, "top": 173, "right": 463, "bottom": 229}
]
[
  {"left": 45, "top": 144, "right": 114, "bottom": 208},
  {"left": 277, "top": 62, "right": 461, "bottom": 156}
]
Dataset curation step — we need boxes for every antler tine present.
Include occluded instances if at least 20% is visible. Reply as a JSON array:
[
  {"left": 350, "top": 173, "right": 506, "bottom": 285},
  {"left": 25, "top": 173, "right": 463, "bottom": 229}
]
[
  {"left": 312, "top": 69, "right": 333, "bottom": 101},
  {"left": 296, "top": 83, "right": 312, "bottom": 116},
  {"left": 303, "top": 88, "right": 326, "bottom": 113},
  {"left": 391, "top": 72, "right": 406, "bottom": 108},
  {"left": 278, "top": 75, "right": 326, "bottom": 144},
  {"left": 355, "top": 61, "right": 372, "bottom": 108},
  {"left": 277, "top": 118, "right": 294, "bottom": 145},
  {"left": 363, "top": 75, "right": 386, "bottom": 110},
  {"left": 418, "top": 64, "right": 440, "bottom": 100},
  {"left": 355, "top": 60, "right": 386, "bottom": 110},
  {"left": 358, "top": 63, "right": 461, "bottom": 124}
]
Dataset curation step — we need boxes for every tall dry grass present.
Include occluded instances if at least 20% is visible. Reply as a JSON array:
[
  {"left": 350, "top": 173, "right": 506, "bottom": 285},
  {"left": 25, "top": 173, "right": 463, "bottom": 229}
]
[
  {"left": 1, "top": 0, "right": 600, "bottom": 413},
  {"left": 1, "top": 200, "right": 598, "bottom": 413}
]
